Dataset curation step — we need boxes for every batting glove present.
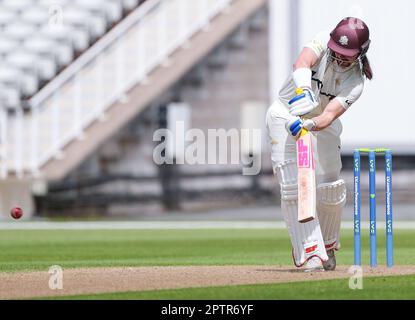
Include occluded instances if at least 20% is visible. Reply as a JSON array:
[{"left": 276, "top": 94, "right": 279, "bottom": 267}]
[
  {"left": 285, "top": 116, "right": 316, "bottom": 138},
  {"left": 288, "top": 88, "right": 319, "bottom": 116}
]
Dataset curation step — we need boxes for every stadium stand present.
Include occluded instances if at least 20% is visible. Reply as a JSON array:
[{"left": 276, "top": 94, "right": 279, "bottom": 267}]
[
  {"left": 0, "top": 0, "right": 141, "bottom": 110},
  {"left": 0, "top": 0, "right": 267, "bottom": 218}
]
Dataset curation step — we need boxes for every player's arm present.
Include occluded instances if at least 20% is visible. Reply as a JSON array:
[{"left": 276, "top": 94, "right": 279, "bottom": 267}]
[
  {"left": 310, "top": 79, "right": 364, "bottom": 131},
  {"left": 287, "top": 77, "right": 364, "bottom": 137},
  {"left": 310, "top": 99, "right": 346, "bottom": 131},
  {"left": 293, "top": 47, "right": 320, "bottom": 71},
  {"left": 286, "top": 99, "right": 346, "bottom": 136},
  {"left": 289, "top": 48, "right": 320, "bottom": 116}
]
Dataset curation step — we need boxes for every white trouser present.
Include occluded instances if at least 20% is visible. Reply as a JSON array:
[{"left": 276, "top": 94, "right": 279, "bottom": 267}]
[{"left": 266, "top": 100, "right": 344, "bottom": 266}]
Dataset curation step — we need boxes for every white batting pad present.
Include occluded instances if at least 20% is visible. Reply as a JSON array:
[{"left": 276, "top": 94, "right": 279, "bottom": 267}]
[
  {"left": 317, "top": 179, "right": 346, "bottom": 250},
  {"left": 276, "top": 160, "right": 328, "bottom": 266}
]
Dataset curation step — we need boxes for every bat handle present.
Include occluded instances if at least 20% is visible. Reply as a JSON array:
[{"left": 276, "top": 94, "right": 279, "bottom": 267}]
[
  {"left": 298, "top": 127, "right": 308, "bottom": 138},
  {"left": 295, "top": 88, "right": 304, "bottom": 95},
  {"left": 293, "top": 88, "right": 312, "bottom": 138}
]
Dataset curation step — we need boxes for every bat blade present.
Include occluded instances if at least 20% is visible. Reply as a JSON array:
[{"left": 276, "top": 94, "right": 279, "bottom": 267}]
[{"left": 297, "top": 129, "right": 316, "bottom": 223}]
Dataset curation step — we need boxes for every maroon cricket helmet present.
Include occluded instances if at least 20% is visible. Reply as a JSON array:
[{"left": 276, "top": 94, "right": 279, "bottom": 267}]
[{"left": 328, "top": 17, "right": 371, "bottom": 57}]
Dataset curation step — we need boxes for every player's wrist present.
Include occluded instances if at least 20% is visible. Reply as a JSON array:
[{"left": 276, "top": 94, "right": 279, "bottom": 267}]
[
  {"left": 293, "top": 68, "right": 312, "bottom": 90},
  {"left": 303, "top": 119, "right": 316, "bottom": 131}
]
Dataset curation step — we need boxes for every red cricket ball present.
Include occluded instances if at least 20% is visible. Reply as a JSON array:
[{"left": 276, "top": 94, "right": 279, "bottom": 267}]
[{"left": 10, "top": 207, "right": 23, "bottom": 220}]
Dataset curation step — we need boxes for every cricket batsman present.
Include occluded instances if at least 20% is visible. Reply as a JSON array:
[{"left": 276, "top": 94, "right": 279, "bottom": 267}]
[{"left": 266, "top": 17, "right": 372, "bottom": 271}]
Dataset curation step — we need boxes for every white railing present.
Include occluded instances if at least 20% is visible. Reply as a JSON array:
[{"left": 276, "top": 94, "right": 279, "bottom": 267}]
[
  {"left": 0, "top": 106, "right": 7, "bottom": 179},
  {"left": 4, "top": 0, "right": 233, "bottom": 178}
]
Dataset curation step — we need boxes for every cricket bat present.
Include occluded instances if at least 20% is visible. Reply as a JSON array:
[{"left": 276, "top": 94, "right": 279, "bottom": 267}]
[{"left": 295, "top": 89, "right": 316, "bottom": 223}]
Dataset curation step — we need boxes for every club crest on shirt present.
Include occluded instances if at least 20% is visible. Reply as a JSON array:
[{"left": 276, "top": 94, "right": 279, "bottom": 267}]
[{"left": 339, "top": 35, "right": 349, "bottom": 46}]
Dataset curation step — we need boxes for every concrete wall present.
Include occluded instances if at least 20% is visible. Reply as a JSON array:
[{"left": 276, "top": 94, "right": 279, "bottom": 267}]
[
  {"left": 180, "top": 6, "right": 271, "bottom": 174},
  {"left": 0, "top": 179, "right": 34, "bottom": 220}
]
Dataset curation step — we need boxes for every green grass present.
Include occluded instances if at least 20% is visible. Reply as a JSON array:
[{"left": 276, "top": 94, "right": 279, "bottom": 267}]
[
  {"left": 2, "top": 228, "right": 415, "bottom": 299},
  {"left": 0, "top": 229, "right": 414, "bottom": 273},
  {"left": 56, "top": 274, "right": 415, "bottom": 300},
  {"left": 0, "top": 229, "right": 291, "bottom": 272}
]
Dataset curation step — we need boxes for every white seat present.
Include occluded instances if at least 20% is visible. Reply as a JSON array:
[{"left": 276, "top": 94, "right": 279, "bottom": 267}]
[
  {"left": 1, "top": 0, "right": 36, "bottom": 13},
  {"left": 122, "top": 0, "right": 140, "bottom": 11},
  {"left": 62, "top": 7, "right": 91, "bottom": 30},
  {"left": 87, "top": 15, "right": 107, "bottom": 40},
  {"left": 64, "top": 6, "right": 106, "bottom": 41},
  {"left": 74, "top": 0, "right": 107, "bottom": 19},
  {"left": 37, "top": 0, "right": 69, "bottom": 6},
  {"left": 0, "top": 84, "right": 21, "bottom": 110},
  {"left": 20, "top": 6, "right": 50, "bottom": 27},
  {"left": 10, "top": 49, "right": 57, "bottom": 82},
  {"left": 23, "top": 37, "right": 56, "bottom": 59},
  {"left": 0, "top": 37, "right": 19, "bottom": 58},
  {"left": 40, "top": 24, "right": 88, "bottom": 54},
  {"left": 23, "top": 38, "right": 58, "bottom": 80},
  {"left": 0, "top": 0, "right": 141, "bottom": 108},
  {"left": 106, "top": 0, "right": 124, "bottom": 23},
  {"left": 5, "top": 52, "right": 40, "bottom": 95},
  {"left": 3, "top": 23, "right": 37, "bottom": 42},
  {"left": 0, "top": 63, "right": 38, "bottom": 98},
  {"left": 6, "top": 51, "right": 38, "bottom": 71},
  {"left": 0, "top": 66, "right": 21, "bottom": 87},
  {"left": 73, "top": 1, "right": 111, "bottom": 39},
  {"left": 0, "top": 10, "right": 18, "bottom": 27},
  {"left": 61, "top": 7, "right": 96, "bottom": 46},
  {"left": 26, "top": 35, "right": 74, "bottom": 67},
  {"left": 75, "top": 0, "right": 122, "bottom": 24}
]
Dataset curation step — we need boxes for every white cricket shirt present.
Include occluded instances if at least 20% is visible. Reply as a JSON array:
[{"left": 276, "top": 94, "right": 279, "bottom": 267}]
[{"left": 278, "top": 31, "right": 365, "bottom": 118}]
